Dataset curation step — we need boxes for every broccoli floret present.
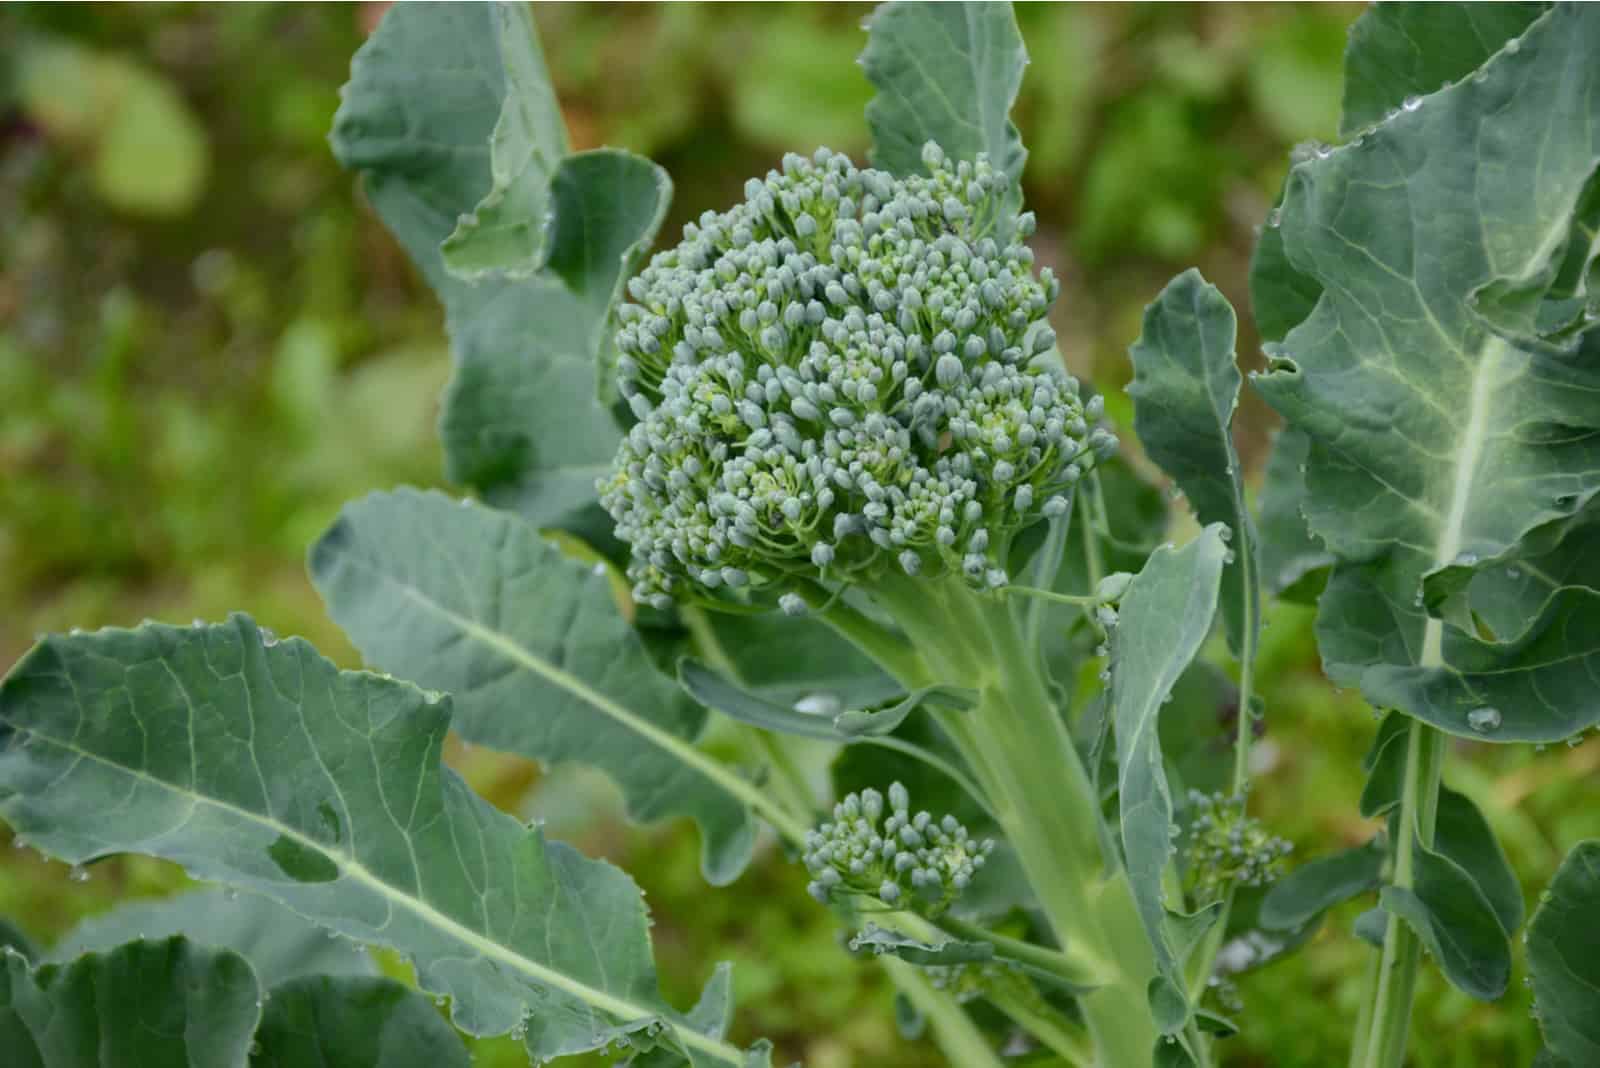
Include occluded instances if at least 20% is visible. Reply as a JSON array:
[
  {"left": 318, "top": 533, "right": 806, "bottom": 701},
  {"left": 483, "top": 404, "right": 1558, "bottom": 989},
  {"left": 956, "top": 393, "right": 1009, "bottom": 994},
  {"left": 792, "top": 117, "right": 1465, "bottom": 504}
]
[
  {"left": 1183, "top": 790, "right": 1293, "bottom": 903},
  {"left": 802, "top": 784, "right": 993, "bottom": 914},
  {"left": 600, "top": 143, "right": 1106, "bottom": 610}
]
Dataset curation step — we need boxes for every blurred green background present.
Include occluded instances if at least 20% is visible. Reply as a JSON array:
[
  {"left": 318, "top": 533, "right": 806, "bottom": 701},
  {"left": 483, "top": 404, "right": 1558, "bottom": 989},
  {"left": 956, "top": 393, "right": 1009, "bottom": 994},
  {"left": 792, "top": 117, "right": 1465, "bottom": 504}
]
[{"left": 1, "top": 5, "right": 1593, "bottom": 1066}]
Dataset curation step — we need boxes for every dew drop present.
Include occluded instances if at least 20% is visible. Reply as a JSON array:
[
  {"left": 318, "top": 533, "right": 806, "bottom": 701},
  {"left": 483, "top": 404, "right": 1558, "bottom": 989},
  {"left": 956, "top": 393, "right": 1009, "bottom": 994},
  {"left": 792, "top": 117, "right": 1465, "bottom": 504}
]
[
  {"left": 224, "top": 888, "right": 239, "bottom": 902},
  {"left": 794, "top": 693, "right": 841, "bottom": 717},
  {"left": 1506, "top": 567, "right": 1521, "bottom": 579},
  {"left": 1402, "top": 95, "right": 1422, "bottom": 112},
  {"left": 68, "top": 865, "right": 90, "bottom": 883},
  {"left": 1467, "top": 707, "right": 1502, "bottom": 733},
  {"left": 1504, "top": 38, "right": 1521, "bottom": 55},
  {"left": 1267, "top": 207, "right": 1282, "bottom": 228},
  {"left": 1452, "top": 552, "right": 1478, "bottom": 567},
  {"left": 11, "top": 835, "right": 29, "bottom": 851}
]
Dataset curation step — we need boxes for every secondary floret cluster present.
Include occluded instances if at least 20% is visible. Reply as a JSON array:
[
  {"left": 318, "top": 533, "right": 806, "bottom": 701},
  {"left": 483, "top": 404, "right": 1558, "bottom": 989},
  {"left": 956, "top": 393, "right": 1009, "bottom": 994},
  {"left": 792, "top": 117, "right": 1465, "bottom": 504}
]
[
  {"left": 802, "top": 783, "right": 993, "bottom": 913},
  {"left": 1183, "top": 790, "right": 1293, "bottom": 902},
  {"left": 600, "top": 143, "right": 1113, "bottom": 609}
]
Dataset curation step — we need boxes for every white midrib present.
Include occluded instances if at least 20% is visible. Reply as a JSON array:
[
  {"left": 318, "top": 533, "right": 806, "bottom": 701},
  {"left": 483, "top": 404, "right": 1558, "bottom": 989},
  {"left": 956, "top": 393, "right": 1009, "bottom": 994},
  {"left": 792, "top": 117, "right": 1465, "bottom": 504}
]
[
  {"left": 1421, "top": 335, "right": 1511, "bottom": 669},
  {"left": 381, "top": 581, "right": 807, "bottom": 843},
  {"left": 28, "top": 732, "right": 746, "bottom": 1066}
]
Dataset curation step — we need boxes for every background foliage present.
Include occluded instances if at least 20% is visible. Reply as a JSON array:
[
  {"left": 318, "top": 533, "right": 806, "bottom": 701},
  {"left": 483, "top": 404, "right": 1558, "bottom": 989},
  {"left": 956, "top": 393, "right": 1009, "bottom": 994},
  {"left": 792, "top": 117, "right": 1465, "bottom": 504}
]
[{"left": 1, "top": 4, "right": 1592, "bottom": 1065}]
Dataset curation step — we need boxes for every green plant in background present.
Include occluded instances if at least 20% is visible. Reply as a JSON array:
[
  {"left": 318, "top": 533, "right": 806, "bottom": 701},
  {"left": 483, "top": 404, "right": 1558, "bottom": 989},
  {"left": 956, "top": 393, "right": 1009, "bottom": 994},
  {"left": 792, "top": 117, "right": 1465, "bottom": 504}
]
[{"left": 3, "top": 3, "right": 1600, "bottom": 1068}]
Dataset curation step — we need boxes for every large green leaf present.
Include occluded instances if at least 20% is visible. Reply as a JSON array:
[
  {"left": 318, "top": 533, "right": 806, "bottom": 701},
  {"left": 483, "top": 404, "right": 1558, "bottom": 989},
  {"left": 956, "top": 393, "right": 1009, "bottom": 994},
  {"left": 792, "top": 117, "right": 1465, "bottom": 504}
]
[
  {"left": 52, "top": 889, "right": 375, "bottom": 986},
  {"left": 861, "top": 1, "right": 1027, "bottom": 222},
  {"left": 1527, "top": 840, "right": 1600, "bottom": 1067},
  {"left": 330, "top": 3, "right": 670, "bottom": 530},
  {"left": 253, "top": 975, "right": 469, "bottom": 1068},
  {"left": 438, "top": 4, "right": 568, "bottom": 281},
  {"left": 0, "top": 617, "right": 765, "bottom": 1066},
  {"left": 1, "top": 936, "right": 258, "bottom": 1068},
  {"left": 309, "top": 489, "right": 761, "bottom": 885},
  {"left": 1109, "top": 525, "right": 1230, "bottom": 1033},
  {"left": 1339, "top": 2, "right": 1546, "bottom": 137},
  {"left": 1128, "top": 269, "right": 1258, "bottom": 656},
  {"left": 1251, "top": 5, "right": 1600, "bottom": 742}
]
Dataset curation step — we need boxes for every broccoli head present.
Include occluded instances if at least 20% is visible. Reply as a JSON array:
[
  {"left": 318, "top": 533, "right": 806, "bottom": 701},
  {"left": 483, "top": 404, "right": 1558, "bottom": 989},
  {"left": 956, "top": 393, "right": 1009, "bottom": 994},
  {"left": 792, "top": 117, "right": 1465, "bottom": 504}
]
[{"left": 600, "top": 143, "right": 1112, "bottom": 611}]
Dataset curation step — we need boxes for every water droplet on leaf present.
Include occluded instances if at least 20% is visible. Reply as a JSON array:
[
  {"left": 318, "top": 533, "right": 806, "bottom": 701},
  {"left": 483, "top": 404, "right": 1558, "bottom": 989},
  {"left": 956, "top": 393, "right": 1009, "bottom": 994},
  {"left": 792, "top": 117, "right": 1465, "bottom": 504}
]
[{"left": 1467, "top": 707, "right": 1502, "bottom": 733}]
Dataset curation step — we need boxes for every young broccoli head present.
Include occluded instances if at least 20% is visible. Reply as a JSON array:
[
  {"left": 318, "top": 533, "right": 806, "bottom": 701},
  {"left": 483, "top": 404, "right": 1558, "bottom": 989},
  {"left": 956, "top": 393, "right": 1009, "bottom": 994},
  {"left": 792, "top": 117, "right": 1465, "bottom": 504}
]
[
  {"left": 600, "top": 144, "right": 1112, "bottom": 610},
  {"left": 802, "top": 784, "right": 993, "bottom": 914}
]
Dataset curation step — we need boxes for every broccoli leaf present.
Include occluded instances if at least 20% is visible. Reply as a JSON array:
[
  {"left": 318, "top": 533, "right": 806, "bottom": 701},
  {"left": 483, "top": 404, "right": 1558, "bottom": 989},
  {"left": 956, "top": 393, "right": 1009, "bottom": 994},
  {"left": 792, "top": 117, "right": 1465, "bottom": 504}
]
[
  {"left": 310, "top": 489, "right": 760, "bottom": 885},
  {"left": 51, "top": 888, "right": 376, "bottom": 987},
  {"left": 1127, "top": 269, "right": 1258, "bottom": 658},
  {"left": 0, "top": 617, "right": 765, "bottom": 1066},
  {"left": 1378, "top": 846, "right": 1511, "bottom": 1001},
  {"left": 1249, "top": 3, "right": 1542, "bottom": 361},
  {"left": 1109, "top": 524, "right": 1230, "bottom": 1033},
  {"left": 1, "top": 936, "right": 259, "bottom": 1067},
  {"left": 331, "top": 3, "right": 669, "bottom": 535},
  {"left": 438, "top": 3, "right": 567, "bottom": 281},
  {"left": 1255, "top": 428, "right": 1333, "bottom": 602},
  {"left": 678, "top": 660, "right": 970, "bottom": 742},
  {"left": 1252, "top": 5, "right": 1600, "bottom": 742},
  {"left": 1339, "top": 2, "right": 1546, "bottom": 137},
  {"left": 1527, "top": 840, "right": 1600, "bottom": 1068},
  {"left": 1259, "top": 837, "right": 1384, "bottom": 932},
  {"left": 861, "top": 1, "right": 1027, "bottom": 221},
  {"left": 254, "top": 974, "right": 470, "bottom": 1068}
]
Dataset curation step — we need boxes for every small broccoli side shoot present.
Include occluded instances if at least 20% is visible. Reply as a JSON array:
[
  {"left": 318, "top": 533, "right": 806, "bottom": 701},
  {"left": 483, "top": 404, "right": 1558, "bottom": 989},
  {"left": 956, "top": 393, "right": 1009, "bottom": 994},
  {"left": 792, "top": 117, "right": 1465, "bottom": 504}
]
[{"left": 600, "top": 143, "right": 1111, "bottom": 612}]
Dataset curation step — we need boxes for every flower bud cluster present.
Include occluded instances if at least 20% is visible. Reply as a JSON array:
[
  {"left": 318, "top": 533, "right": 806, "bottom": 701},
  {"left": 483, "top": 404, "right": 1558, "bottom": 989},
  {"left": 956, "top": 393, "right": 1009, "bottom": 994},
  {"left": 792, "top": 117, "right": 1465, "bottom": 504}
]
[
  {"left": 600, "top": 143, "right": 1107, "bottom": 608},
  {"left": 1184, "top": 790, "right": 1293, "bottom": 902},
  {"left": 802, "top": 782, "right": 993, "bottom": 913}
]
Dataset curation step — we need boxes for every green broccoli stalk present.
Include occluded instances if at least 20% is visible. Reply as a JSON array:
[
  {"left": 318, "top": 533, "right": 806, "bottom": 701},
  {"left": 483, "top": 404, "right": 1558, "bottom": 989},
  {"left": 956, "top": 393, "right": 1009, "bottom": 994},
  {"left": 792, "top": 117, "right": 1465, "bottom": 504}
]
[{"left": 601, "top": 144, "right": 1157, "bottom": 1067}]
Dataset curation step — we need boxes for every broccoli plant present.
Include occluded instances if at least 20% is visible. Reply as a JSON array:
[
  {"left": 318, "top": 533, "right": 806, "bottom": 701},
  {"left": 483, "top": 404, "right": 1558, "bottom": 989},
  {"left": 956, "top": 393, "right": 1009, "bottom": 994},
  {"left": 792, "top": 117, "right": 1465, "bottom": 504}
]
[{"left": 2, "top": 3, "right": 1599, "bottom": 1067}]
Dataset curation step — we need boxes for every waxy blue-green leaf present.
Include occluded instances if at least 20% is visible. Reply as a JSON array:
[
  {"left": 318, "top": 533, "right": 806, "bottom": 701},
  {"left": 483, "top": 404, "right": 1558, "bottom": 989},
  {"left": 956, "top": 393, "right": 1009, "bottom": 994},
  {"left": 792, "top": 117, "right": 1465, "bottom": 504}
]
[
  {"left": 1526, "top": 840, "right": 1600, "bottom": 1068},
  {"left": 330, "top": 3, "right": 670, "bottom": 530},
  {"left": 701, "top": 613, "right": 900, "bottom": 711},
  {"left": 1109, "top": 524, "right": 1230, "bottom": 1033},
  {"left": 310, "top": 489, "right": 761, "bottom": 885},
  {"left": 437, "top": 3, "right": 566, "bottom": 281},
  {"left": 1128, "top": 269, "right": 1258, "bottom": 656},
  {"left": 679, "top": 660, "right": 970, "bottom": 742},
  {"left": 52, "top": 888, "right": 376, "bottom": 986},
  {"left": 1260, "top": 837, "right": 1385, "bottom": 932},
  {"left": 1467, "top": 165, "right": 1600, "bottom": 356},
  {"left": 861, "top": 1, "right": 1027, "bottom": 222},
  {"left": 0, "top": 616, "right": 766, "bottom": 1067},
  {"left": 1, "top": 936, "right": 258, "bottom": 1068},
  {"left": 1251, "top": 5, "right": 1600, "bottom": 742},
  {"left": 253, "top": 974, "right": 470, "bottom": 1068},
  {"left": 1432, "top": 786, "right": 1523, "bottom": 937},
  {"left": 1339, "top": 2, "right": 1546, "bottom": 137},
  {"left": 1378, "top": 843, "right": 1511, "bottom": 1001},
  {"left": 1256, "top": 428, "right": 1333, "bottom": 602},
  {"left": 1251, "top": 3, "right": 1541, "bottom": 341},
  {"left": 849, "top": 926, "right": 995, "bottom": 969}
]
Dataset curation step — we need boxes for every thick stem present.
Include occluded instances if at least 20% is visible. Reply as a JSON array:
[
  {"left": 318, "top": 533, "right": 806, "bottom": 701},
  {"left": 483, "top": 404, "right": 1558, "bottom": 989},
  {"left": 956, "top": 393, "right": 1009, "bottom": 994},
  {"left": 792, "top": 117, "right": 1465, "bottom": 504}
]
[
  {"left": 879, "top": 956, "right": 1010, "bottom": 1068},
  {"left": 1359, "top": 717, "right": 1445, "bottom": 1068},
  {"left": 887, "top": 911, "right": 1095, "bottom": 1067},
  {"left": 865, "top": 573, "right": 1159, "bottom": 1068}
]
